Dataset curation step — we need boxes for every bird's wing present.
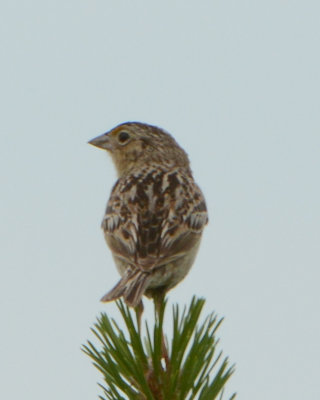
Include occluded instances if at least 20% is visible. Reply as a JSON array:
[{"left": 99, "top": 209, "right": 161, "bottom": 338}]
[{"left": 102, "top": 168, "right": 208, "bottom": 271}]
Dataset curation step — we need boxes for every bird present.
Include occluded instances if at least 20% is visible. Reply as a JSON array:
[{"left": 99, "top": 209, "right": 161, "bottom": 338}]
[{"left": 88, "top": 122, "right": 208, "bottom": 309}]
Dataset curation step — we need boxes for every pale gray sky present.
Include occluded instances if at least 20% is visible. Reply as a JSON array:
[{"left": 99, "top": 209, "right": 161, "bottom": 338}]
[{"left": 1, "top": 1, "right": 319, "bottom": 399}]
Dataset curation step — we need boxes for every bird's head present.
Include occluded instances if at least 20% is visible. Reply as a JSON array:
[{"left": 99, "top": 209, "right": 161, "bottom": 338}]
[{"left": 88, "top": 122, "right": 190, "bottom": 176}]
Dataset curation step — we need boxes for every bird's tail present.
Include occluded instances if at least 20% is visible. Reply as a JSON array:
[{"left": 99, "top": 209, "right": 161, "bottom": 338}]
[{"left": 100, "top": 269, "right": 151, "bottom": 307}]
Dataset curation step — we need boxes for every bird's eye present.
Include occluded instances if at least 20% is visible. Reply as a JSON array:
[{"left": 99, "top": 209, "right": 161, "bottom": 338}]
[{"left": 118, "top": 131, "right": 130, "bottom": 144}]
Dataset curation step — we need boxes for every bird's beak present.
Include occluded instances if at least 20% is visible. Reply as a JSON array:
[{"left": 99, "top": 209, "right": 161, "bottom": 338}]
[{"left": 88, "top": 133, "right": 112, "bottom": 150}]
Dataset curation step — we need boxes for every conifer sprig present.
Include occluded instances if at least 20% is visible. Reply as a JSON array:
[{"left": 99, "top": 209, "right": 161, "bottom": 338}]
[{"left": 83, "top": 296, "right": 235, "bottom": 400}]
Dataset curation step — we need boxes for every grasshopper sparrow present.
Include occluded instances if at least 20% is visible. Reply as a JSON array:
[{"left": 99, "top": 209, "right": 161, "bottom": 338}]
[{"left": 89, "top": 122, "right": 208, "bottom": 307}]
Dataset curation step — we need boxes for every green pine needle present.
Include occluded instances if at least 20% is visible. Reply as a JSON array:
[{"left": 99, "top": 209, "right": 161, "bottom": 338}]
[{"left": 82, "top": 296, "right": 236, "bottom": 400}]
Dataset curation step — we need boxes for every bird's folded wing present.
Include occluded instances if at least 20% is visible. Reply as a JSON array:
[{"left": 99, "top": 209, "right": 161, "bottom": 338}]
[{"left": 101, "top": 170, "right": 208, "bottom": 272}]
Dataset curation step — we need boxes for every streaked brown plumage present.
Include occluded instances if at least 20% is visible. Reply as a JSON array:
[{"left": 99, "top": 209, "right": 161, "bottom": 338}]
[{"left": 89, "top": 122, "right": 208, "bottom": 307}]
